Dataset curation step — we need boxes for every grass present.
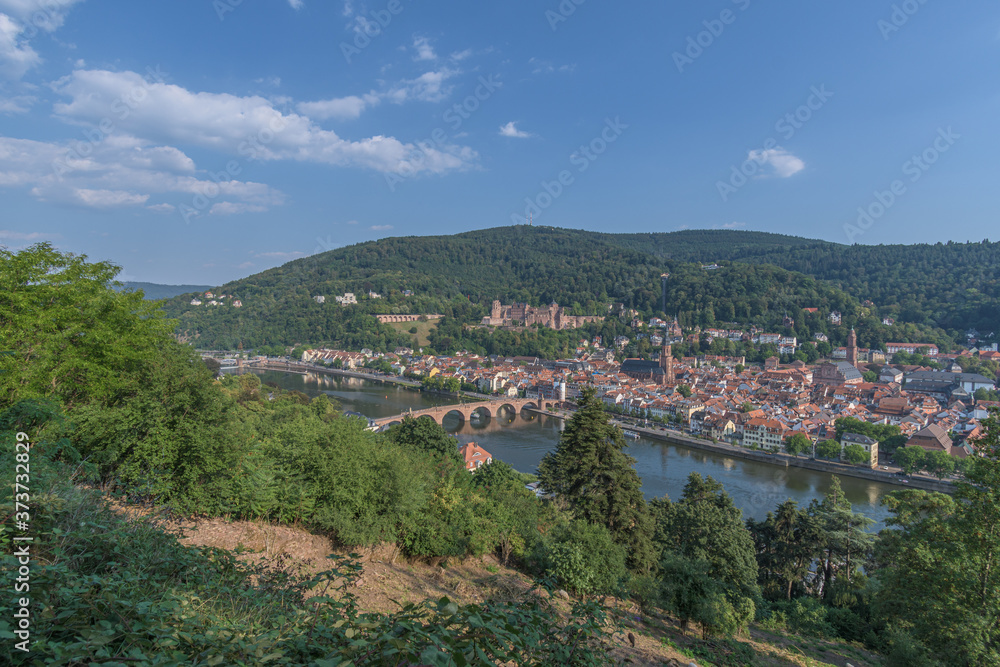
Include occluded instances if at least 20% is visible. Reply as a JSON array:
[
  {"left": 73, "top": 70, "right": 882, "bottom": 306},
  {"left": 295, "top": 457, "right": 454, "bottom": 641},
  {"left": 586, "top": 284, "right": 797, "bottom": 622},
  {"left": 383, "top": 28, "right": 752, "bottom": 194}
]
[{"left": 386, "top": 317, "right": 440, "bottom": 347}]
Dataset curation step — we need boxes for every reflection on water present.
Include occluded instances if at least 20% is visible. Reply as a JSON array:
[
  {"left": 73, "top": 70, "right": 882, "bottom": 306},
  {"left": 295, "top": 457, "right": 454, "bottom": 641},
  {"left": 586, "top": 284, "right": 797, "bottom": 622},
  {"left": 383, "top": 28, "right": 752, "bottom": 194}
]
[{"left": 249, "top": 369, "right": 894, "bottom": 526}]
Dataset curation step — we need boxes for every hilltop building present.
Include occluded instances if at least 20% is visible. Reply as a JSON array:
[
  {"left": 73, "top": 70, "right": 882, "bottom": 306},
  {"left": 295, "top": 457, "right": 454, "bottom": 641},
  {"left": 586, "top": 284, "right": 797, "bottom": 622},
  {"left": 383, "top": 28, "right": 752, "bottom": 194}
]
[{"left": 481, "top": 300, "right": 603, "bottom": 330}]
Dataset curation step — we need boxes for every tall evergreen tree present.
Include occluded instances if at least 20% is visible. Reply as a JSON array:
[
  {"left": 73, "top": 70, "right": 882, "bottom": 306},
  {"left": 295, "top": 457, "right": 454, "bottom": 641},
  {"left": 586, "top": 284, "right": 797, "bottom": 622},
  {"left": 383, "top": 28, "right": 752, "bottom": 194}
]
[
  {"left": 652, "top": 473, "right": 760, "bottom": 637},
  {"left": 809, "top": 477, "right": 875, "bottom": 600},
  {"left": 537, "top": 388, "right": 655, "bottom": 571},
  {"left": 747, "top": 499, "right": 823, "bottom": 601},
  {"left": 654, "top": 473, "right": 761, "bottom": 604}
]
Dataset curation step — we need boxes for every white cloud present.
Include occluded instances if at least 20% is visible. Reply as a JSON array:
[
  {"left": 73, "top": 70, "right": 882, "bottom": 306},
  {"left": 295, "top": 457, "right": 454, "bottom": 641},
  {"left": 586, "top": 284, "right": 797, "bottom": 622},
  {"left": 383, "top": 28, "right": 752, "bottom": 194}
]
[
  {"left": 0, "top": 229, "right": 59, "bottom": 240},
  {"left": 747, "top": 147, "right": 805, "bottom": 178},
  {"left": 528, "top": 58, "right": 575, "bottom": 75},
  {"left": 210, "top": 201, "right": 267, "bottom": 215},
  {"left": 0, "top": 0, "right": 86, "bottom": 31},
  {"left": 0, "top": 14, "right": 40, "bottom": 79},
  {"left": 0, "top": 0, "right": 85, "bottom": 79},
  {"left": 146, "top": 203, "right": 174, "bottom": 213},
  {"left": 51, "top": 69, "right": 475, "bottom": 175},
  {"left": 450, "top": 49, "right": 473, "bottom": 62},
  {"left": 370, "top": 224, "right": 393, "bottom": 231},
  {"left": 297, "top": 92, "right": 379, "bottom": 120},
  {"left": 0, "top": 134, "right": 285, "bottom": 211},
  {"left": 412, "top": 35, "right": 436, "bottom": 61},
  {"left": 0, "top": 92, "right": 34, "bottom": 112},
  {"left": 385, "top": 68, "right": 456, "bottom": 104},
  {"left": 287, "top": 0, "right": 304, "bottom": 9},
  {"left": 499, "top": 121, "right": 532, "bottom": 138},
  {"left": 720, "top": 221, "right": 746, "bottom": 229},
  {"left": 73, "top": 188, "right": 149, "bottom": 208}
]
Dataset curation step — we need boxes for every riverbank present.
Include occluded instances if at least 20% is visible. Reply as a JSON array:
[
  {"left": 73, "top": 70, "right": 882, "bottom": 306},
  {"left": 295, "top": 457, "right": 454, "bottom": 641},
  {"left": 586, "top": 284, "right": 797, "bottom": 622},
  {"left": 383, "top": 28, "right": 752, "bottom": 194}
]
[
  {"left": 538, "top": 408, "right": 956, "bottom": 494},
  {"left": 253, "top": 360, "right": 495, "bottom": 402},
  {"left": 248, "top": 363, "right": 951, "bottom": 494},
  {"left": 248, "top": 370, "right": 900, "bottom": 524}
]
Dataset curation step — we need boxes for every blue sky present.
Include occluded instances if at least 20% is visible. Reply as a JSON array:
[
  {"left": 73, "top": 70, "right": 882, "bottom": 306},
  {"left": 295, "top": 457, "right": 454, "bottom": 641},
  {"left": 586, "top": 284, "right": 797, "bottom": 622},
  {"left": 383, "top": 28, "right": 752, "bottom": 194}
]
[{"left": 1, "top": 0, "right": 998, "bottom": 284}]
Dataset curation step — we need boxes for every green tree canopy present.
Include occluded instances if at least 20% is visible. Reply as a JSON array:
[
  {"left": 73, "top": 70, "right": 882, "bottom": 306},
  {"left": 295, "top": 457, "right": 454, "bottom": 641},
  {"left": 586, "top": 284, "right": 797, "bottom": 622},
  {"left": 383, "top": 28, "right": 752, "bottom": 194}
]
[
  {"left": 652, "top": 473, "right": 761, "bottom": 609},
  {"left": 784, "top": 432, "right": 812, "bottom": 458},
  {"left": 384, "top": 415, "right": 462, "bottom": 464},
  {"left": 816, "top": 439, "right": 842, "bottom": 460},
  {"left": 747, "top": 500, "right": 823, "bottom": 601},
  {"left": 537, "top": 388, "right": 655, "bottom": 572},
  {"left": 923, "top": 449, "right": 956, "bottom": 479},
  {"left": 894, "top": 446, "right": 926, "bottom": 474},
  {"left": 875, "top": 411, "right": 1000, "bottom": 664},
  {"left": 808, "top": 477, "right": 875, "bottom": 601},
  {"left": 844, "top": 443, "right": 871, "bottom": 466}
]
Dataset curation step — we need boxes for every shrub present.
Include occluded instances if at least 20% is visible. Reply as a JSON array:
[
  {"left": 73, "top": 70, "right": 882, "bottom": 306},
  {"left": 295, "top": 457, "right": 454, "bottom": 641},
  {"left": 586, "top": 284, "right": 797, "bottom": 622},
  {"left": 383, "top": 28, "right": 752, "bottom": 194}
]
[{"left": 535, "top": 520, "right": 628, "bottom": 597}]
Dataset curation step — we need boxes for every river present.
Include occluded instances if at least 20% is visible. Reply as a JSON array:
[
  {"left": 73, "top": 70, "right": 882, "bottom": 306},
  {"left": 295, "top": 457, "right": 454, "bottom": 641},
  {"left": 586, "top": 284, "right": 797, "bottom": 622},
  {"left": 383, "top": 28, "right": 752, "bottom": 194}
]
[{"left": 249, "top": 369, "right": 895, "bottom": 526}]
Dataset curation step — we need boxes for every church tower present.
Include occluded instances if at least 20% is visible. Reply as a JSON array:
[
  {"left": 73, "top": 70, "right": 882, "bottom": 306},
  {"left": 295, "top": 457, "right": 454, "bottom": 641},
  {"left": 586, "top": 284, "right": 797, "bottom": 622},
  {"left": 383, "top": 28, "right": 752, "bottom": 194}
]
[
  {"left": 847, "top": 328, "right": 858, "bottom": 368},
  {"left": 659, "top": 341, "right": 675, "bottom": 385}
]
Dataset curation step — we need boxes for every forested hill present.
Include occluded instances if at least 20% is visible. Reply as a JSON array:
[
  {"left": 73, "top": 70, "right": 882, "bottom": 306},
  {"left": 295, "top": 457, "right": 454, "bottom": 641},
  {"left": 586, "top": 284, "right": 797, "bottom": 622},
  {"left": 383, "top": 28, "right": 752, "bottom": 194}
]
[
  {"left": 608, "top": 230, "right": 1000, "bottom": 335},
  {"left": 158, "top": 226, "right": 991, "bottom": 354}
]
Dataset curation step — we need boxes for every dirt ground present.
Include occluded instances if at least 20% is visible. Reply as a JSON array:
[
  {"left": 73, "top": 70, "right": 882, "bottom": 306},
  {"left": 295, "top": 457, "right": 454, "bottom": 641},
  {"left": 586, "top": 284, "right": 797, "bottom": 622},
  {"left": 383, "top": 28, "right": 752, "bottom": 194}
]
[{"left": 109, "top": 501, "right": 877, "bottom": 667}]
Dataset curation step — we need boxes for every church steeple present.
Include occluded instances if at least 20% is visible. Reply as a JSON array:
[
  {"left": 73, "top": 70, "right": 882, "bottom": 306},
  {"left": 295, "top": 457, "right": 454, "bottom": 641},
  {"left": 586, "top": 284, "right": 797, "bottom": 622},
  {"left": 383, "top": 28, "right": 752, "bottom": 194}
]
[
  {"left": 847, "top": 327, "right": 858, "bottom": 368},
  {"left": 660, "top": 341, "right": 675, "bottom": 385}
]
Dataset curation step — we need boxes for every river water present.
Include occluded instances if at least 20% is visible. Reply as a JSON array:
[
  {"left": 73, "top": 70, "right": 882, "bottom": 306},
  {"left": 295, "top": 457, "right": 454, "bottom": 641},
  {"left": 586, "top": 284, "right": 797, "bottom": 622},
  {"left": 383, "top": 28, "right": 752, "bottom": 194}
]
[{"left": 251, "top": 370, "right": 895, "bottom": 526}]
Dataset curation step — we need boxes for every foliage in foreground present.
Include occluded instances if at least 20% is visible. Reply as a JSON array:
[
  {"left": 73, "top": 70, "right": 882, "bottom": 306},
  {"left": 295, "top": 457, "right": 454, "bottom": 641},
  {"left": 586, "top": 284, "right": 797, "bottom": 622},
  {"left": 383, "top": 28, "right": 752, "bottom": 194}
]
[{"left": 0, "top": 403, "right": 615, "bottom": 666}]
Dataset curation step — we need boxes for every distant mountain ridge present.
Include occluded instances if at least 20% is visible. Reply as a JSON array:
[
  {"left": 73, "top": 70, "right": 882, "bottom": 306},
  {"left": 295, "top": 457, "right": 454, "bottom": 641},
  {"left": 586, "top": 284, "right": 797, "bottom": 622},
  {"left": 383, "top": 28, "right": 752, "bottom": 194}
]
[
  {"left": 157, "top": 226, "right": 996, "bottom": 352},
  {"left": 119, "top": 282, "right": 213, "bottom": 300},
  {"left": 607, "top": 230, "right": 999, "bottom": 335}
]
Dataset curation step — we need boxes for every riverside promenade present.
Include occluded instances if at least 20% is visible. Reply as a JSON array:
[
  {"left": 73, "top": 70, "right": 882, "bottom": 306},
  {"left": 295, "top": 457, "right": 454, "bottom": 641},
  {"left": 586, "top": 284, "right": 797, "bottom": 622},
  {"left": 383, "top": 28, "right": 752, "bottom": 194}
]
[{"left": 540, "top": 407, "right": 956, "bottom": 494}]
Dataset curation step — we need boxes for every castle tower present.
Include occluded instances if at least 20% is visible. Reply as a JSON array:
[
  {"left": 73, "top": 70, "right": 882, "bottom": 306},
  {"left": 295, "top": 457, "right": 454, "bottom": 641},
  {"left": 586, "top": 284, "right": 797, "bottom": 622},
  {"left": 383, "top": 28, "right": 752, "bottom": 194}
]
[
  {"left": 847, "top": 328, "right": 858, "bottom": 367},
  {"left": 659, "top": 342, "right": 675, "bottom": 386}
]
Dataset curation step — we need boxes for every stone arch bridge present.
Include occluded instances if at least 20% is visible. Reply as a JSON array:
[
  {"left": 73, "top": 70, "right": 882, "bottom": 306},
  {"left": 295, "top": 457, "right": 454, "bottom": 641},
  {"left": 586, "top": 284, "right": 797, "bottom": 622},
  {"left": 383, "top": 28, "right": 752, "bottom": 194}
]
[{"left": 372, "top": 397, "right": 560, "bottom": 430}]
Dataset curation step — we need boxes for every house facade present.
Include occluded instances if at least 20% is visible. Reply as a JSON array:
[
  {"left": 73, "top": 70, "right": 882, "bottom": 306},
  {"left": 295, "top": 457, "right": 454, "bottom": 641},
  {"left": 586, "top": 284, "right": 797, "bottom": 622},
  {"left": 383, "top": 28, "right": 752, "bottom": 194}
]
[{"left": 459, "top": 442, "right": 493, "bottom": 472}]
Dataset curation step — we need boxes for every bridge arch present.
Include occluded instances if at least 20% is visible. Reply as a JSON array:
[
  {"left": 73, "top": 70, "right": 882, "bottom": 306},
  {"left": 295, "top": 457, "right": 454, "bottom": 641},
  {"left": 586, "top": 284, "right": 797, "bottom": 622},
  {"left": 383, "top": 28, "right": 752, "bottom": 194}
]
[
  {"left": 469, "top": 405, "right": 493, "bottom": 420},
  {"left": 438, "top": 408, "right": 470, "bottom": 426}
]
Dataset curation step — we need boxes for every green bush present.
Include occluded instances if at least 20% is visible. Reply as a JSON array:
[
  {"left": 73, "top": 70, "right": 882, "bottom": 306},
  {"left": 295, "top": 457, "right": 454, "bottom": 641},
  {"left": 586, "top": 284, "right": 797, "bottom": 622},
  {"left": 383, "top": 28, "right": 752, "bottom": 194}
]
[
  {"left": 759, "top": 598, "right": 834, "bottom": 637},
  {"left": 1, "top": 406, "right": 618, "bottom": 666},
  {"left": 535, "top": 520, "right": 628, "bottom": 597}
]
